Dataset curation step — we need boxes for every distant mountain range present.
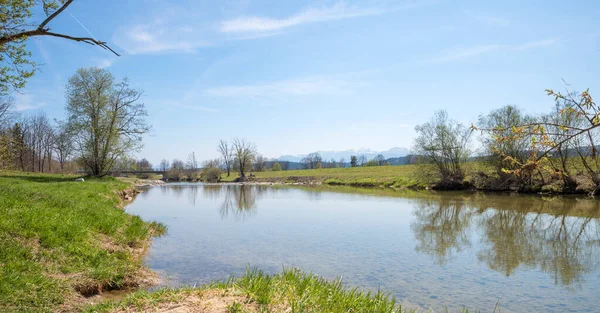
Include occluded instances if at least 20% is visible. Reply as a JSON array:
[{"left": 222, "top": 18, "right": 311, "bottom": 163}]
[{"left": 277, "top": 147, "right": 410, "bottom": 163}]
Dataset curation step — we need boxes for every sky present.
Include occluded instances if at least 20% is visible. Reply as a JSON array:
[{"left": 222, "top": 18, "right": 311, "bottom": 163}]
[{"left": 14, "top": 0, "right": 600, "bottom": 165}]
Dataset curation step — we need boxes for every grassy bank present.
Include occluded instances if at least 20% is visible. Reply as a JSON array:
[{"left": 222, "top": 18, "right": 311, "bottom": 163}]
[
  {"left": 0, "top": 172, "right": 166, "bottom": 312},
  {"left": 85, "top": 267, "right": 478, "bottom": 313},
  {"left": 219, "top": 165, "right": 427, "bottom": 188},
  {"left": 220, "top": 163, "right": 492, "bottom": 190}
]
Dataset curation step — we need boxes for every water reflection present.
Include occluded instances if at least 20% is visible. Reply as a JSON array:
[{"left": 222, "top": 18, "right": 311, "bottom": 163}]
[
  {"left": 411, "top": 194, "right": 600, "bottom": 288},
  {"left": 219, "top": 185, "right": 257, "bottom": 219}
]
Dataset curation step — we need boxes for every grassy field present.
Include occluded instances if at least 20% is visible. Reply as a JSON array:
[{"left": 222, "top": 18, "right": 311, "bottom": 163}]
[
  {"left": 84, "top": 267, "right": 481, "bottom": 313},
  {"left": 220, "top": 163, "right": 493, "bottom": 189},
  {"left": 0, "top": 172, "right": 166, "bottom": 312},
  {"left": 220, "top": 165, "right": 426, "bottom": 187}
]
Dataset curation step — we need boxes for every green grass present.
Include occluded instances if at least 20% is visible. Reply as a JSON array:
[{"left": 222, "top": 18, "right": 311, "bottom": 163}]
[
  {"left": 220, "top": 165, "right": 431, "bottom": 189},
  {"left": 85, "top": 267, "right": 481, "bottom": 313},
  {"left": 0, "top": 171, "right": 166, "bottom": 313}
]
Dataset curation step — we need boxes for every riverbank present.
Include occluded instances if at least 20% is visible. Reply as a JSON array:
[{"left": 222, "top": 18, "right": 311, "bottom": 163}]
[
  {"left": 0, "top": 172, "right": 166, "bottom": 312},
  {"left": 84, "top": 267, "right": 437, "bottom": 313},
  {"left": 218, "top": 163, "right": 599, "bottom": 195}
]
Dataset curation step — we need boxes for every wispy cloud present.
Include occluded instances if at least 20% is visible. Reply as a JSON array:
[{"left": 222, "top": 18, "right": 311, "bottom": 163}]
[
  {"left": 463, "top": 10, "right": 510, "bottom": 26},
  {"left": 96, "top": 58, "right": 116, "bottom": 68},
  {"left": 113, "top": 6, "right": 212, "bottom": 55},
  {"left": 174, "top": 103, "right": 219, "bottom": 112},
  {"left": 219, "top": 2, "right": 387, "bottom": 33},
  {"left": 13, "top": 94, "right": 44, "bottom": 111},
  {"left": 204, "top": 77, "right": 362, "bottom": 98},
  {"left": 512, "top": 38, "right": 558, "bottom": 51},
  {"left": 427, "top": 38, "right": 559, "bottom": 63}
]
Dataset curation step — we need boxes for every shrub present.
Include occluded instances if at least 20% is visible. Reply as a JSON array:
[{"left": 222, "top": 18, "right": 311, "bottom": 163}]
[
  {"left": 204, "top": 167, "right": 222, "bottom": 182},
  {"left": 271, "top": 162, "right": 282, "bottom": 171}
]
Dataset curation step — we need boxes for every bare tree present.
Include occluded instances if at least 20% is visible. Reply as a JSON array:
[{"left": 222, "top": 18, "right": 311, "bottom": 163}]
[
  {"left": 0, "top": 96, "right": 15, "bottom": 128},
  {"left": 187, "top": 152, "right": 198, "bottom": 171},
  {"left": 358, "top": 155, "right": 367, "bottom": 167},
  {"left": 218, "top": 139, "right": 233, "bottom": 177},
  {"left": 374, "top": 154, "right": 386, "bottom": 166},
  {"left": 232, "top": 138, "right": 256, "bottom": 178},
  {"left": 53, "top": 121, "right": 73, "bottom": 172},
  {"left": 254, "top": 154, "right": 267, "bottom": 171},
  {"left": 301, "top": 152, "right": 322, "bottom": 169},
  {"left": 159, "top": 159, "right": 170, "bottom": 171},
  {"left": 414, "top": 110, "right": 472, "bottom": 187},
  {"left": 136, "top": 158, "right": 152, "bottom": 170},
  {"left": 339, "top": 157, "right": 346, "bottom": 168}
]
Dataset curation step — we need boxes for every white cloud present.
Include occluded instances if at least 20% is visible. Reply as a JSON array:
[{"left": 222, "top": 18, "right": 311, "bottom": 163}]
[
  {"left": 13, "top": 94, "right": 44, "bottom": 111},
  {"left": 427, "top": 38, "right": 559, "bottom": 63},
  {"left": 464, "top": 10, "right": 510, "bottom": 26},
  {"left": 204, "top": 77, "right": 361, "bottom": 98},
  {"left": 174, "top": 103, "right": 219, "bottom": 112},
  {"left": 512, "top": 38, "right": 558, "bottom": 51},
  {"left": 428, "top": 45, "right": 501, "bottom": 63},
  {"left": 113, "top": 12, "right": 212, "bottom": 55},
  {"left": 96, "top": 58, "right": 115, "bottom": 68},
  {"left": 219, "top": 2, "right": 387, "bottom": 33}
]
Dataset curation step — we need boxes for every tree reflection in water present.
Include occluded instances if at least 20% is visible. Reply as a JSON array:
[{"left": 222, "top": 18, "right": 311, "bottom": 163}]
[
  {"left": 411, "top": 193, "right": 600, "bottom": 288},
  {"left": 218, "top": 185, "right": 257, "bottom": 220}
]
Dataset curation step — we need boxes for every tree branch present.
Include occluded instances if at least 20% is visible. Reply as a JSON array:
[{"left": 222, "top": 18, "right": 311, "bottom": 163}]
[
  {"left": 39, "top": 0, "right": 74, "bottom": 30},
  {"left": 0, "top": 0, "right": 119, "bottom": 56}
]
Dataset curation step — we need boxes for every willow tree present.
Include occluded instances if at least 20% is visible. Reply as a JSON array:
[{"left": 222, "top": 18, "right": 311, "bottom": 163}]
[
  {"left": 0, "top": 0, "right": 118, "bottom": 95},
  {"left": 66, "top": 67, "right": 149, "bottom": 176}
]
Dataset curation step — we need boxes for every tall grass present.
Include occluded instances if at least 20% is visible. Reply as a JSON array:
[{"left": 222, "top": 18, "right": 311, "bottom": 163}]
[
  {"left": 86, "top": 267, "right": 484, "bottom": 313},
  {"left": 0, "top": 172, "right": 166, "bottom": 312}
]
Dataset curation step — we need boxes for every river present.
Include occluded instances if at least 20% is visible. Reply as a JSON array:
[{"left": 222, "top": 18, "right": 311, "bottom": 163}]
[{"left": 126, "top": 183, "right": 600, "bottom": 312}]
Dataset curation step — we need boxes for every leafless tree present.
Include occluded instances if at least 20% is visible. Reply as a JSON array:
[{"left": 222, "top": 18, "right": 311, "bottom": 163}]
[
  {"left": 254, "top": 153, "right": 267, "bottom": 171},
  {"left": 374, "top": 154, "right": 386, "bottom": 166},
  {"left": 187, "top": 152, "right": 198, "bottom": 171},
  {"left": 414, "top": 110, "right": 472, "bottom": 187},
  {"left": 0, "top": 96, "right": 15, "bottom": 129},
  {"left": 358, "top": 155, "right": 367, "bottom": 167},
  {"left": 53, "top": 121, "right": 72, "bottom": 172},
  {"left": 339, "top": 157, "right": 346, "bottom": 168},
  {"left": 136, "top": 158, "right": 152, "bottom": 170},
  {"left": 159, "top": 159, "right": 170, "bottom": 171},
  {"left": 301, "top": 152, "right": 322, "bottom": 169},
  {"left": 233, "top": 138, "right": 256, "bottom": 178},
  {"left": 218, "top": 139, "right": 233, "bottom": 177}
]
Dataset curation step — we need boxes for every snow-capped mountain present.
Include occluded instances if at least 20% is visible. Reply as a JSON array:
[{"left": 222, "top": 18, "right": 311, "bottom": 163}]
[{"left": 278, "top": 147, "right": 410, "bottom": 162}]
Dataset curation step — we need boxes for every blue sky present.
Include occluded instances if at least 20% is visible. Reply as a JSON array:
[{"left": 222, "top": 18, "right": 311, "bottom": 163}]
[{"left": 15, "top": 0, "right": 600, "bottom": 164}]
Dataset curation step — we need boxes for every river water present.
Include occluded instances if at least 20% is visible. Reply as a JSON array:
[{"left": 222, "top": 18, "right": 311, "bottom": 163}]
[{"left": 126, "top": 183, "right": 600, "bottom": 312}]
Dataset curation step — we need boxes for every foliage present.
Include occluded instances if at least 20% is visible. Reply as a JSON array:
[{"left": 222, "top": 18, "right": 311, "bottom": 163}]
[
  {"left": 66, "top": 67, "right": 149, "bottom": 177},
  {"left": 271, "top": 162, "right": 282, "bottom": 171},
  {"left": 364, "top": 159, "right": 379, "bottom": 166},
  {"left": 350, "top": 155, "right": 358, "bottom": 167},
  {"left": 203, "top": 167, "right": 221, "bottom": 182},
  {"left": 478, "top": 89, "right": 600, "bottom": 194}
]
